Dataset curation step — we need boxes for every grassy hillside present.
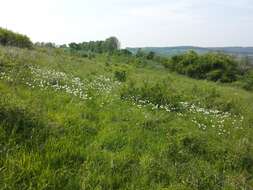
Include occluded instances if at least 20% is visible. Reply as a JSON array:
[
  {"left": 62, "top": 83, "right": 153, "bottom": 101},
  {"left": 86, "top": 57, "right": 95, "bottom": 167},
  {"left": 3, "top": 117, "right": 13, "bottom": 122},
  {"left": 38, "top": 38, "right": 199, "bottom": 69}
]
[{"left": 0, "top": 45, "right": 253, "bottom": 190}]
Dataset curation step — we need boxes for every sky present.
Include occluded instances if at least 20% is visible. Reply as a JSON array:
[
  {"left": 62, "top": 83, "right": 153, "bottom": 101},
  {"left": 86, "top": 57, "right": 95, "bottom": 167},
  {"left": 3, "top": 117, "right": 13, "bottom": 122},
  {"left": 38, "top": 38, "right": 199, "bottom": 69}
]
[{"left": 0, "top": 0, "right": 253, "bottom": 47}]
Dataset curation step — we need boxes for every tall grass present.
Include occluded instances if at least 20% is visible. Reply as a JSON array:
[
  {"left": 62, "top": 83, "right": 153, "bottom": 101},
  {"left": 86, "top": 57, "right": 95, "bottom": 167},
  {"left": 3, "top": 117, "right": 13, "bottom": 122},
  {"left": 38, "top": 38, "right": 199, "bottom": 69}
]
[{"left": 0, "top": 46, "right": 252, "bottom": 189}]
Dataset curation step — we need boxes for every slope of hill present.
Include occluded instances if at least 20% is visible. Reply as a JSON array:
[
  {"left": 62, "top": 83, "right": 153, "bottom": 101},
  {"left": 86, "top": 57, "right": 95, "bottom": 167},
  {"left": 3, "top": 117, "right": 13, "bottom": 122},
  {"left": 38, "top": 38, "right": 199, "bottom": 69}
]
[{"left": 0, "top": 45, "right": 253, "bottom": 189}]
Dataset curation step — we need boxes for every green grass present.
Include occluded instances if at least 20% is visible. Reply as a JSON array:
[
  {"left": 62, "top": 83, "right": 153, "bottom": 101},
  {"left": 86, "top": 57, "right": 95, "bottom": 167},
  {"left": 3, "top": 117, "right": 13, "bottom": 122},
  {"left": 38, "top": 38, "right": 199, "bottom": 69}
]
[{"left": 0, "top": 46, "right": 253, "bottom": 190}]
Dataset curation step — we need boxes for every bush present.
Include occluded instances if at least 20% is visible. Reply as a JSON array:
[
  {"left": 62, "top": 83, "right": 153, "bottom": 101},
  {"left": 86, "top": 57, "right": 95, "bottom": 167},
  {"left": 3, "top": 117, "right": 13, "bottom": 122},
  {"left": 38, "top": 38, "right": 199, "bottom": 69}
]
[
  {"left": 0, "top": 27, "right": 33, "bottom": 48},
  {"left": 166, "top": 51, "right": 241, "bottom": 83},
  {"left": 120, "top": 80, "right": 183, "bottom": 111},
  {"left": 240, "top": 71, "right": 253, "bottom": 90},
  {"left": 114, "top": 70, "right": 127, "bottom": 82},
  {"left": 206, "top": 70, "right": 223, "bottom": 81}
]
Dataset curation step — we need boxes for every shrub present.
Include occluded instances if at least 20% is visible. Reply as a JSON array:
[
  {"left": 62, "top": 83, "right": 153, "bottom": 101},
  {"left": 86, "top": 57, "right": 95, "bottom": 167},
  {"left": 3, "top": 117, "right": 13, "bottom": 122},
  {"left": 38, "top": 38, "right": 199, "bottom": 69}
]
[
  {"left": 0, "top": 27, "right": 33, "bottom": 48},
  {"left": 206, "top": 70, "right": 223, "bottom": 81},
  {"left": 120, "top": 80, "right": 183, "bottom": 111},
  {"left": 166, "top": 51, "right": 240, "bottom": 83},
  {"left": 241, "top": 71, "right": 253, "bottom": 90},
  {"left": 114, "top": 70, "right": 127, "bottom": 82}
]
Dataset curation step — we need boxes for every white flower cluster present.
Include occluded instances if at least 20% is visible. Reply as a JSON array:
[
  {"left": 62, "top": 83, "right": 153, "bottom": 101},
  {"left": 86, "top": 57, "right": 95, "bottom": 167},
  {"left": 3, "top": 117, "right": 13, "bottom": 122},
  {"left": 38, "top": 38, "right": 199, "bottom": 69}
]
[
  {"left": 0, "top": 65, "right": 120, "bottom": 100},
  {"left": 182, "top": 102, "right": 244, "bottom": 135},
  {"left": 123, "top": 96, "right": 244, "bottom": 136},
  {"left": 128, "top": 98, "right": 174, "bottom": 112},
  {"left": 0, "top": 72, "right": 14, "bottom": 82},
  {"left": 1, "top": 66, "right": 245, "bottom": 136},
  {"left": 28, "top": 66, "right": 88, "bottom": 99},
  {"left": 86, "top": 75, "right": 121, "bottom": 94}
]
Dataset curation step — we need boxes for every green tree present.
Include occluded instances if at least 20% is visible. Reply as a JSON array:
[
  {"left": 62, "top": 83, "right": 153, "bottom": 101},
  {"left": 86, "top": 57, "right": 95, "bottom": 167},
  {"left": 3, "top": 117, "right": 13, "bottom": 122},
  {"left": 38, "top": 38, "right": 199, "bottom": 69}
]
[
  {"left": 104, "top": 37, "right": 120, "bottom": 52},
  {"left": 69, "top": 42, "right": 81, "bottom": 51},
  {"left": 136, "top": 49, "right": 145, "bottom": 58}
]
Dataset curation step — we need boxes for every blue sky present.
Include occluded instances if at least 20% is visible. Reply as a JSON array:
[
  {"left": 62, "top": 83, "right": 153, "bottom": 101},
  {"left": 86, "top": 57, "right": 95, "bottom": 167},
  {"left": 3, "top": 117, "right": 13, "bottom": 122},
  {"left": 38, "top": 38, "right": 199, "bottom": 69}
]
[{"left": 1, "top": 0, "right": 253, "bottom": 47}]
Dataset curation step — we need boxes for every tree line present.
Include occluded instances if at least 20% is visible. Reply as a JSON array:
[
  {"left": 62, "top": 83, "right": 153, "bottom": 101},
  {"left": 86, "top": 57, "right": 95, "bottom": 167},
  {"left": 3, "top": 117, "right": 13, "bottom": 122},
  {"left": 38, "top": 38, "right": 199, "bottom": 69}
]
[
  {"left": 68, "top": 37, "right": 120, "bottom": 53},
  {"left": 0, "top": 27, "right": 121, "bottom": 54}
]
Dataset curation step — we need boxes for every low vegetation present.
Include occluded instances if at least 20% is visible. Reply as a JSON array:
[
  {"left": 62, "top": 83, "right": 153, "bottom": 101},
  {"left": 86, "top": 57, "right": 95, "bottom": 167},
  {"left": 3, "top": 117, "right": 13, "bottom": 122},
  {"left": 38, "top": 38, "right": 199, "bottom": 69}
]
[{"left": 0, "top": 29, "right": 253, "bottom": 189}]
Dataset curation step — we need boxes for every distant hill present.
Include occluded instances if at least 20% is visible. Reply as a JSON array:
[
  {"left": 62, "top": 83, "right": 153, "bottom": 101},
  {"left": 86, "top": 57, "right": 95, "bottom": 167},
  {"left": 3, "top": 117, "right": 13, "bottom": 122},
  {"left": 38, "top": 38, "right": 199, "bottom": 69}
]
[{"left": 127, "top": 46, "right": 253, "bottom": 58}]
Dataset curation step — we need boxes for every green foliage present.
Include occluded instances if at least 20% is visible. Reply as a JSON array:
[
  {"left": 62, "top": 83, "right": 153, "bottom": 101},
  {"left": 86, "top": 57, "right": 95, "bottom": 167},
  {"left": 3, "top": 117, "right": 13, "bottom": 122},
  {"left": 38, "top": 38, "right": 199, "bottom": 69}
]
[
  {"left": 121, "top": 80, "right": 183, "bottom": 111},
  {"left": 0, "top": 27, "right": 32, "bottom": 48},
  {"left": 68, "top": 36, "right": 120, "bottom": 54},
  {"left": 0, "top": 45, "right": 253, "bottom": 189},
  {"left": 136, "top": 48, "right": 146, "bottom": 58},
  {"left": 236, "top": 71, "right": 253, "bottom": 91},
  {"left": 114, "top": 70, "right": 127, "bottom": 82},
  {"left": 34, "top": 42, "right": 56, "bottom": 48},
  {"left": 146, "top": 51, "right": 156, "bottom": 60},
  {"left": 104, "top": 37, "right": 121, "bottom": 53},
  {"left": 165, "top": 51, "right": 241, "bottom": 83}
]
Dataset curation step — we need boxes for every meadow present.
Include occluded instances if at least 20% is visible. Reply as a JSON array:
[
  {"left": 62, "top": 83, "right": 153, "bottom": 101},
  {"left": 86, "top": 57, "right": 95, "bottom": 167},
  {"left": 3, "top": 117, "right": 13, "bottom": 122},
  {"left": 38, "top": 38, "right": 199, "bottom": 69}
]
[{"left": 0, "top": 43, "right": 253, "bottom": 190}]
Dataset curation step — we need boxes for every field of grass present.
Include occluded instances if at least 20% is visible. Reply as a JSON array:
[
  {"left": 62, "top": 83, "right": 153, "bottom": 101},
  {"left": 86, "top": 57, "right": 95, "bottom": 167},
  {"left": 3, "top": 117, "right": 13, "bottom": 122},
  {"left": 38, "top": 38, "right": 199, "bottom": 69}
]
[{"left": 0, "top": 46, "right": 253, "bottom": 190}]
